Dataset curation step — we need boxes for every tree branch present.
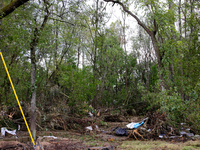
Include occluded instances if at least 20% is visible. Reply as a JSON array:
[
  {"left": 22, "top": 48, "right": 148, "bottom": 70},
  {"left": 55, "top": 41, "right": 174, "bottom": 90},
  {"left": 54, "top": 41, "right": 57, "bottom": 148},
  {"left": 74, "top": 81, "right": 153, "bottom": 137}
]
[
  {"left": 103, "top": 0, "right": 153, "bottom": 35},
  {"left": 0, "top": 0, "right": 29, "bottom": 19}
]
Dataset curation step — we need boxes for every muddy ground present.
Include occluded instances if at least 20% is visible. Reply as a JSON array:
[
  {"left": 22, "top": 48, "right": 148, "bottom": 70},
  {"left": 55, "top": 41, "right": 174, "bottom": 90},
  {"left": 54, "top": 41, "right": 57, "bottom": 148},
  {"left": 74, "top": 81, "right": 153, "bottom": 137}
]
[
  {"left": 1, "top": 119, "right": 200, "bottom": 150},
  {"left": 0, "top": 121, "right": 129, "bottom": 150},
  {"left": 1, "top": 110, "right": 200, "bottom": 150}
]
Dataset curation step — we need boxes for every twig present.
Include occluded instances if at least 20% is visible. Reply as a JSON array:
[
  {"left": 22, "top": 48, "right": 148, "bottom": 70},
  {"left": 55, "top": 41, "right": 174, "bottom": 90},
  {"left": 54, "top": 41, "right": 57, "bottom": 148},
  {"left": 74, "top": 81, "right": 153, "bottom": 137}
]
[
  {"left": 36, "top": 122, "right": 43, "bottom": 130},
  {"left": 59, "top": 91, "right": 70, "bottom": 98}
]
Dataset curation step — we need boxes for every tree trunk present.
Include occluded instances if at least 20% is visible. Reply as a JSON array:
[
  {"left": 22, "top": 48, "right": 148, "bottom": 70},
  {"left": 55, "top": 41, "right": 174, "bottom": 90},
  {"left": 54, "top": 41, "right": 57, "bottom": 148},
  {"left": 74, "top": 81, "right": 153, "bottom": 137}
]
[
  {"left": 179, "top": 0, "right": 182, "bottom": 40},
  {"left": 30, "top": 43, "right": 36, "bottom": 140},
  {"left": 77, "top": 44, "right": 80, "bottom": 68},
  {"left": 168, "top": 0, "right": 175, "bottom": 85},
  {"left": 82, "top": 49, "right": 85, "bottom": 68},
  {"left": 30, "top": 1, "right": 50, "bottom": 140},
  {"left": 92, "top": 0, "right": 99, "bottom": 108},
  {"left": 122, "top": 11, "right": 128, "bottom": 100}
]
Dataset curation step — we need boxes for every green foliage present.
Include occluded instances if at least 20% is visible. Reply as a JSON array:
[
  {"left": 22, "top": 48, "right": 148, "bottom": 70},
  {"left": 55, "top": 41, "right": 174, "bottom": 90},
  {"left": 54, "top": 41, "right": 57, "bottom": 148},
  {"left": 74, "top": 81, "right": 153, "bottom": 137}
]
[
  {"left": 99, "top": 120, "right": 108, "bottom": 126},
  {"left": 0, "top": 0, "right": 199, "bottom": 134},
  {"left": 0, "top": 117, "right": 18, "bottom": 130},
  {"left": 58, "top": 64, "right": 95, "bottom": 107},
  {"left": 141, "top": 84, "right": 200, "bottom": 132}
]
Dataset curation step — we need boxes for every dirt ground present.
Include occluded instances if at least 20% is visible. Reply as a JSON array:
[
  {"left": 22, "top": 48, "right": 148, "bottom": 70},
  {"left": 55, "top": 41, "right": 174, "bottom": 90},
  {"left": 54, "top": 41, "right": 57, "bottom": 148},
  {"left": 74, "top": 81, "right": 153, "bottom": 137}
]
[
  {"left": 1, "top": 130, "right": 200, "bottom": 150},
  {"left": 1, "top": 120, "right": 200, "bottom": 150},
  {"left": 1, "top": 112, "right": 200, "bottom": 150}
]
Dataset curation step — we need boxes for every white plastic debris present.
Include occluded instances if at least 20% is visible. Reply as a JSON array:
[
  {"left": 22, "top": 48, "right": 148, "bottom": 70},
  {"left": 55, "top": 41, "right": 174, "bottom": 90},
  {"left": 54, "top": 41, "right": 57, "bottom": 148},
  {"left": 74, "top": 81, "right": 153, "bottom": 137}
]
[
  {"left": 1, "top": 127, "right": 16, "bottom": 136},
  {"left": 95, "top": 125, "right": 100, "bottom": 131},
  {"left": 43, "top": 136, "right": 57, "bottom": 139},
  {"left": 86, "top": 125, "right": 100, "bottom": 131},
  {"left": 180, "top": 131, "right": 194, "bottom": 137},
  {"left": 147, "top": 129, "right": 151, "bottom": 132},
  {"left": 0, "top": 111, "right": 5, "bottom": 116},
  {"left": 86, "top": 126, "right": 93, "bottom": 131},
  {"left": 18, "top": 125, "right": 20, "bottom": 131},
  {"left": 89, "top": 112, "right": 93, "bottom": 117},
  {"left": 126, "top": 122, "right": 144, "bottom": 129},
  {"left": 126, "top": 117, "right": 148, "bottom": 129},
  {"left": 1, "top": 128, "right": 5, "bottom": 136},
  {"left": 159, "top": 134, "right": 163, "bottom": 138}
]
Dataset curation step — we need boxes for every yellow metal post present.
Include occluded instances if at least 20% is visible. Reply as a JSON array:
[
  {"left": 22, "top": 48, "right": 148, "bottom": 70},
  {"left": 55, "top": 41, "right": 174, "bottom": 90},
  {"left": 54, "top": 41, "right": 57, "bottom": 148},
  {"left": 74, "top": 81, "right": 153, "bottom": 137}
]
[{"left": 0, "top": 52, "right": 35, "bottom": 146}]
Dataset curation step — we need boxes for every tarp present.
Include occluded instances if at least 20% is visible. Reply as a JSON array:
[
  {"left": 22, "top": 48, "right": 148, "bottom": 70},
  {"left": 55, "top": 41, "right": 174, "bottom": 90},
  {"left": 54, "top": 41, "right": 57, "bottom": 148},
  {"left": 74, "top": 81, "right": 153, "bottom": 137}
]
[{"left": 126, "top": 117, "right": 148, "bottom": 129}]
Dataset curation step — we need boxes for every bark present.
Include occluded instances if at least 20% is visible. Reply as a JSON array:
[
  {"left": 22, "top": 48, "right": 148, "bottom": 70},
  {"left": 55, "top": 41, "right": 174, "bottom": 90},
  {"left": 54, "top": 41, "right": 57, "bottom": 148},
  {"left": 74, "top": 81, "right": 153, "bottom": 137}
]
[
  {"left": 122, "top": 11, "right": 128, "bottom": 99},
  {"left": 30, "top": 41, "right": 36, "bottom": 140},
  {"left": 179, "top": 0, "right": 182, "bottom": 40},
  {"left": 168, "top": 0, "right": 175, "bottom": 85},
  {"left": 92, "top": 0, "right": 99, "bottom": 109},
  {"left": 30, "top": 0, "right": 50, "bottom": 140},
  {"left": 77, "top": 42, "right": 81, "bottom": 68},
  {"left": 179, "top": 0, "right": 184, "bottom": 98},
  {"left": 0, "top": 0, "right": 29, "bottom": 19}
]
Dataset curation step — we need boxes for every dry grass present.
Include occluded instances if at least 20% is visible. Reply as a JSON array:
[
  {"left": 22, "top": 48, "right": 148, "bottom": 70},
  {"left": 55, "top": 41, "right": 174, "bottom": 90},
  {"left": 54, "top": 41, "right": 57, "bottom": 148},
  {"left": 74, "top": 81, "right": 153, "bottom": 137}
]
[{"left": 118, "top": 140, "right": 200, "bottom": 150}]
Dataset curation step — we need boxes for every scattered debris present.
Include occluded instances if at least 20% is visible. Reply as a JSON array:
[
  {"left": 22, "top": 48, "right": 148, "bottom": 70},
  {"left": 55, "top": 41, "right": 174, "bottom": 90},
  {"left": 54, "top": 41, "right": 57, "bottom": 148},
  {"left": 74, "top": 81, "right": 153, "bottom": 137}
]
[
  {"left": 43, "top": 136, "right": 58, "bottom": 139},
  {"left": 128, "top": 128, "right": 145, "bottom": 140},
  {"left": 126, "top": 117, "right": 148, "bottom": 129},
  {"left": 86, "top": 125, "right": 100, "bottom": 132},
  {"left": 89, "top": 112, "right": 93, "bottom": 117},
  {"left": 7, "top": 111, "right": 15, "bottom": 120},
  {"left": 193, "top": 135, "right": 200, "bottom": 140},
  {"left": 0, "top": 105, "right": 199, "bottom": 150},
  {"left": 0, "top": 141, "right": 25, "bottom": 150},
  {"left": 86, "top": 126, "right": 93, "bottom": 131},
  {"left": 1, "top": 127, "right": 16, "bottom": 137},
  {"left": 18, "top": 125, "right": 20, "bottom": 131},
  {"left": 180, "top": 131, "right": 194, "bottom": 137},
  {"left": 112, "top": 127, "right": 128, "bottom": 136},
  {"left": 97, "top": 110, "right": 101, "bottom": 117},
  {"left": 107, "top": 137, "right": 114, "bottom": 141}
]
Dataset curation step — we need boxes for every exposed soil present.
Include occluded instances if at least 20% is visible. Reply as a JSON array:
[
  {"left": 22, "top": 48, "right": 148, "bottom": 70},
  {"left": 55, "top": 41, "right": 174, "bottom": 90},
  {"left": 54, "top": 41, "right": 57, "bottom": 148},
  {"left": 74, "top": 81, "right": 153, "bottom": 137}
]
[
  {"left": 0, "top": 130, "right": 120, "bottom": 150},
  {"left": 1, "top": 121, "right": 200, "bottom": 150},
  {"left": 1, "top": 112, "right": 199, "bottom": 149}
]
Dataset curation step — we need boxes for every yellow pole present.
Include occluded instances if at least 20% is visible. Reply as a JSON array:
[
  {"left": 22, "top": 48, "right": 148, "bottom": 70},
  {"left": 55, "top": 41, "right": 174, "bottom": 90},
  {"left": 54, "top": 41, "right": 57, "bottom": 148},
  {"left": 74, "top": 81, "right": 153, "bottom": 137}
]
[{"left": 0, "top": 52, "right": 35, "bottom": 146}]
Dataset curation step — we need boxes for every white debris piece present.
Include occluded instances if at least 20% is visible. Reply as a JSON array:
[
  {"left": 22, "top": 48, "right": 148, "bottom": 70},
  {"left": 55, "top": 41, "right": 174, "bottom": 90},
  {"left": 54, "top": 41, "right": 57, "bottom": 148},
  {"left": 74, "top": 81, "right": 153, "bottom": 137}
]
[
  {"left": 95, "top": 125, "right": 100, "bottom": 131},
  {"left": 126, "top": 117, "right": 148, "bottom": 129},
  {"left": 43, "top": 136, "right": 57, "bottom": 139},
  {"left": 88, "top": 112, "right": 93, "bottom": 117},
  {"left": 126, "top": 122, "right": 143, "bottom": 129},
  {"left": 18, "top": 125, "right": 20, "bottom": 131},
  {"left": 1, "top": 127, "right": 16, "bottom": 136},
  {"left": 86, "top": 125, "right": 100, "bottom": 131},
  {"left": 86, "top": 126, "right": 93, "bottom": 131}
]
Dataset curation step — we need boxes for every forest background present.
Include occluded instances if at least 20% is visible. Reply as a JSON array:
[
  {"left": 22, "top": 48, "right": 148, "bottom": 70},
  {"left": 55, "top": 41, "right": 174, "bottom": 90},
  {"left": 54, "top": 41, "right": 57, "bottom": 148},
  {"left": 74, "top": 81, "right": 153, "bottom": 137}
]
[{"left": 0, "top": 0, "right": 199, "bottom": 140}]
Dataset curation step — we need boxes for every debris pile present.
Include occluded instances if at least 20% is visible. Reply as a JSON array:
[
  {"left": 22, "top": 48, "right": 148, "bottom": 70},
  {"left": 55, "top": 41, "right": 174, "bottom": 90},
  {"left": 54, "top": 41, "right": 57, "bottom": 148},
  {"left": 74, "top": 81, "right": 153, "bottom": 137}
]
[
  {"left": 1, "top": 105, "right": 200, "bottom": 150},
  {"left": 47, "top": 115, "right": 93, "bottom": 131},
  {"left": 99, "top": 111, "right": 200, "bottom": 142}
]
